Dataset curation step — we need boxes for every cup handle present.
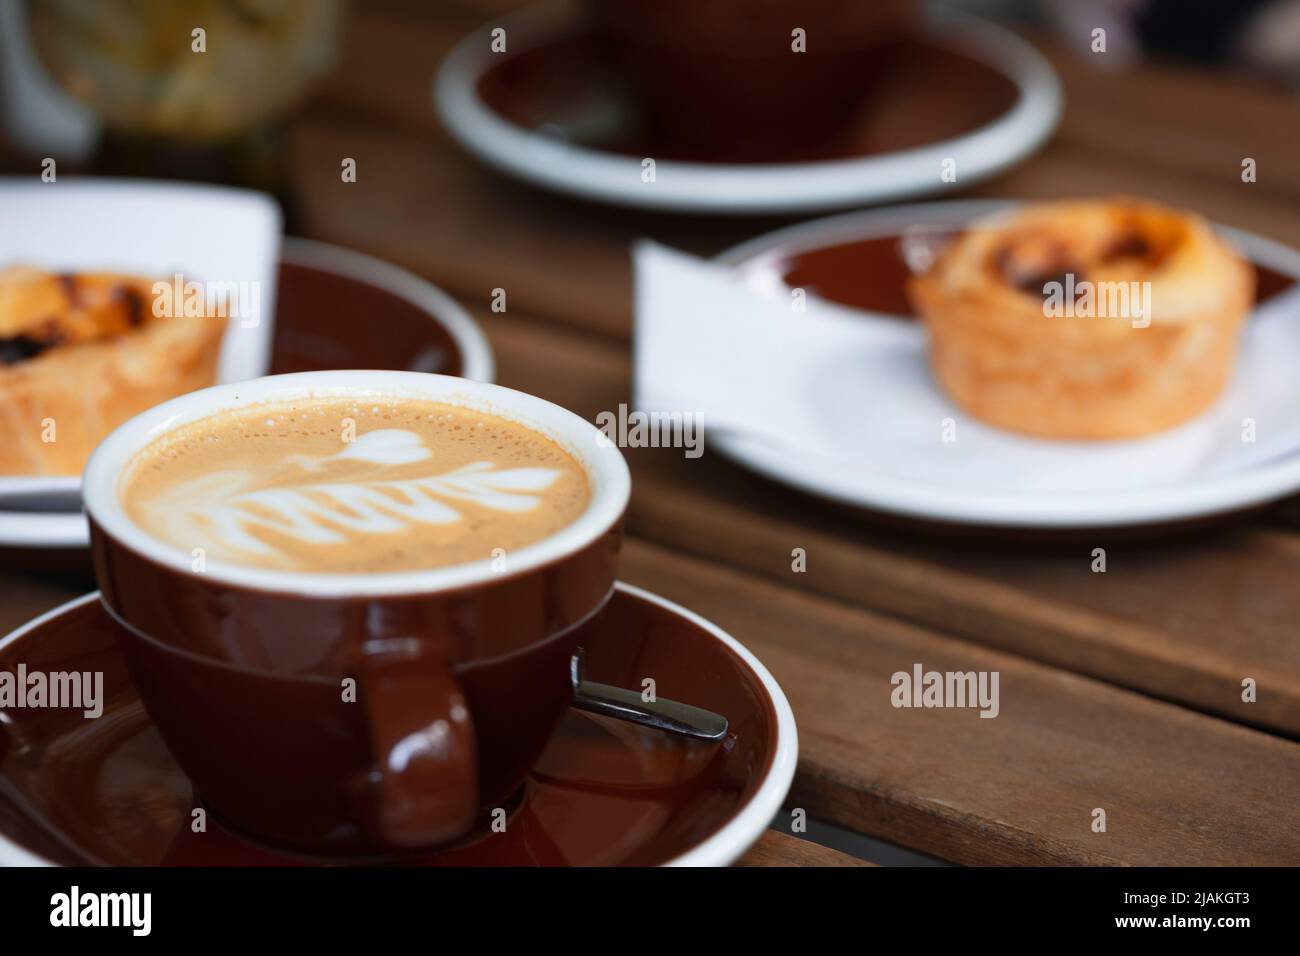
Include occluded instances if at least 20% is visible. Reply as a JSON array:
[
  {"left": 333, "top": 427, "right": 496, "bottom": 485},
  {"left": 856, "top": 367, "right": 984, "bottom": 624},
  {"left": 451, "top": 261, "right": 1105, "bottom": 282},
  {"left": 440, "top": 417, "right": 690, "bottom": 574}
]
[{"left": 357, "top": 637, "right": 477, "bottom": 847}]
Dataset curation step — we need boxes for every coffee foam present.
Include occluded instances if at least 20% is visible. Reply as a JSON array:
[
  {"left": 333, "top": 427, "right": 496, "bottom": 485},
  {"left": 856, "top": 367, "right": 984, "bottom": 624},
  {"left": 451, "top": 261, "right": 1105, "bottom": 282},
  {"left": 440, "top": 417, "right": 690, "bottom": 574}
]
[{"left": 121, "top": 396, "right": 591, "bottom": 573}]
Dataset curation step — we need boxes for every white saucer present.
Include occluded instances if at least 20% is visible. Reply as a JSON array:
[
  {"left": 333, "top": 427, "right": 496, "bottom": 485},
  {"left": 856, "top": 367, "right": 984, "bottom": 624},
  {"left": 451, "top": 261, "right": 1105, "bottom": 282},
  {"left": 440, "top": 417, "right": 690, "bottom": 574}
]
[
  {"left": 0, "top": 239, "right": 494, "bottom": 553},
  {"left": 711, "top": 200, "right": 1300, "bottom": 529},
  {"left": 434, "top": 4, "right": 1062, "bottom": 215}
]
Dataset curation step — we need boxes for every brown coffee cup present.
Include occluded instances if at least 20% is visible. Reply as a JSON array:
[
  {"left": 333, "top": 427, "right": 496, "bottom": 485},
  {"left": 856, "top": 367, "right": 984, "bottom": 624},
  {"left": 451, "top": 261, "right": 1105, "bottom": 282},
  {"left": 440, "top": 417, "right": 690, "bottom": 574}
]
[
  {"left": 586, "top": 0, "right": 916, "bottom": 159},
  {"left": 83, "top": 370, "right": 630, "bottom": 855}
]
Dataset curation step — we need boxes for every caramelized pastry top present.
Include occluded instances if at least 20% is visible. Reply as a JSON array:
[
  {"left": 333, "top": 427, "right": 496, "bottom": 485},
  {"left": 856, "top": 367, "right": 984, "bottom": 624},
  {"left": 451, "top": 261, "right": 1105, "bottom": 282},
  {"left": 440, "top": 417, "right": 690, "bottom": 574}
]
[
  {"left": 0, "top": 266, "right": 163, "bottom": 365},
  {"left": 905, "top": 197, "right": 1257, "bottom": 440},
  {"left": 919, "top": 198, "right": 1250, "bottom": 329}
]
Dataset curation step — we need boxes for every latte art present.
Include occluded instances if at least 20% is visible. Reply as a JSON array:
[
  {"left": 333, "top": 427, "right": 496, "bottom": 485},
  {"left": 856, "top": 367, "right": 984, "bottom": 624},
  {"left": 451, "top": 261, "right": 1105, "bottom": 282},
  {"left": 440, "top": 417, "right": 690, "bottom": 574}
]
[
  {"left": 122, "top": 398, "right": 591, "bottom": 573},
  {"left": 147, "top": 451, "right": 563, "bottom": 559}
]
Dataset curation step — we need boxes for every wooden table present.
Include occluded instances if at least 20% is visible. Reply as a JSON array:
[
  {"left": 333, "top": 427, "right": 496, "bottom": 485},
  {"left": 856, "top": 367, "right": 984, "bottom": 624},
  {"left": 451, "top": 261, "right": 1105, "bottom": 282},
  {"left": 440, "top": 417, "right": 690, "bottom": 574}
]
[{"left": 5, "top": 0, "right": 1299, "bottom": 866}]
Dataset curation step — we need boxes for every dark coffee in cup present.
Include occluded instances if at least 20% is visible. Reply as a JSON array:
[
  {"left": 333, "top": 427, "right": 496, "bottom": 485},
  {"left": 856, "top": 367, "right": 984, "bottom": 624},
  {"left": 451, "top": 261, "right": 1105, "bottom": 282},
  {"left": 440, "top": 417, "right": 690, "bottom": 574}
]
[{"left": 84, "top": 371, "right": 630, "bottom": 855}]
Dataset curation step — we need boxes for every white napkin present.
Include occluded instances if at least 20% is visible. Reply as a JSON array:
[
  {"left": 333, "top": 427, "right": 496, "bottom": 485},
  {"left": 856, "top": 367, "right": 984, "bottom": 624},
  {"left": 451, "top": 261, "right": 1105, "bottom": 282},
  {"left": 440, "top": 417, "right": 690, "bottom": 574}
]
[{"left": 633, "top": 241, "right": 1300, "bottom": 496}]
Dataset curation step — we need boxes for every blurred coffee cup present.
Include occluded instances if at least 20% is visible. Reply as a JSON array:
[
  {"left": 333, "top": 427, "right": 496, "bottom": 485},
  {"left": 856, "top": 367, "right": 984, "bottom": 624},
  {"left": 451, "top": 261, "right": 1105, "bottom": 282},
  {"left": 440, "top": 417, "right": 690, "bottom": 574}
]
[{"left": 586, "top": 0, "right": 917, "bottom": 159}]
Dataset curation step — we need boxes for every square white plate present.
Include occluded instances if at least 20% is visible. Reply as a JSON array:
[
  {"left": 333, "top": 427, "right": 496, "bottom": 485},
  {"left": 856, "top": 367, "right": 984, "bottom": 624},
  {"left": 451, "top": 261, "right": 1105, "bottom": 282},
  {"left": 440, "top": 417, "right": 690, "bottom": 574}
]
[{"left": 0, "top": 177, "right": 281, "bottom": 505}]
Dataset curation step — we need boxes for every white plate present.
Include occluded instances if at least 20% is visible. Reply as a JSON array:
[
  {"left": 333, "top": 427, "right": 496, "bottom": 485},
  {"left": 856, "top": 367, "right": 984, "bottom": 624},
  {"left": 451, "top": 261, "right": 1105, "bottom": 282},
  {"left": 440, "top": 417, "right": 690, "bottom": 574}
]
[
  {"left": 0, "top": 238, "right": 494, "bottom": 552},
  {"left": 434, "top": 4, "right": 1062, "bottom": 215},
  {"left": 0, "top": 177, "right": 282, "bottom": 507},
  {"left": 712, "top": 200, "right": 1300, "bottom": 529}
]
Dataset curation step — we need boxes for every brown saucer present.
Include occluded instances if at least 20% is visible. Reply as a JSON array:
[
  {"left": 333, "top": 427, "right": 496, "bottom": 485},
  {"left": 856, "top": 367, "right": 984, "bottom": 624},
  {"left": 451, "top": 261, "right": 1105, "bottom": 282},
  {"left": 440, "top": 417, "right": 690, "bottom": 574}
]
[{"left": 0, "top": 584, "right": 795, "bottom": 866}]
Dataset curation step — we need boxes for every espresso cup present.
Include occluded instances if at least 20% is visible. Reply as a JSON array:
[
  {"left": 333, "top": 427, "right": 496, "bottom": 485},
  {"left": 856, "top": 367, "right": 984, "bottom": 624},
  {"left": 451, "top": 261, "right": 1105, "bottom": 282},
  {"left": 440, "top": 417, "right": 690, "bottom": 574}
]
[{"left": 83, "top": 370, "right": 630, "bottom": 855}]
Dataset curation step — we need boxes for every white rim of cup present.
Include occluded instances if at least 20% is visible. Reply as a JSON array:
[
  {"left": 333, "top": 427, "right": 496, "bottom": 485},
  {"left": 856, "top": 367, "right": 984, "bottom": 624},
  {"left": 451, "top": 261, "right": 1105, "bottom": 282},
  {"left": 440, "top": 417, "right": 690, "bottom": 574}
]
[{"left": 81, "top": 370, "right": 631, "bottom": 597}]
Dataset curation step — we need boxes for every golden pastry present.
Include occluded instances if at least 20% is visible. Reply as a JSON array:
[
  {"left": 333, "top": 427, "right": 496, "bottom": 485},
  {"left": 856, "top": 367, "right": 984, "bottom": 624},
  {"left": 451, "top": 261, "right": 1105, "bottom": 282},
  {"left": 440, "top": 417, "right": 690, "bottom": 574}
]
[
  {"left": 907, "top": 198, "right": 1255, "bottom": 440},
  {"left": 0, "top": 266, "right": 226, "bottom": 475}
]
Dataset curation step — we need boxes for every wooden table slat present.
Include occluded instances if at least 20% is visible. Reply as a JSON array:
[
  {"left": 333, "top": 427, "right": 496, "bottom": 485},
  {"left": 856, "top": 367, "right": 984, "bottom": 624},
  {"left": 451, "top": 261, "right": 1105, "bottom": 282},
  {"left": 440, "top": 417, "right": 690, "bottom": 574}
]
[{"left": 619, "top": 537, "right": 1300, "bottom": 866}]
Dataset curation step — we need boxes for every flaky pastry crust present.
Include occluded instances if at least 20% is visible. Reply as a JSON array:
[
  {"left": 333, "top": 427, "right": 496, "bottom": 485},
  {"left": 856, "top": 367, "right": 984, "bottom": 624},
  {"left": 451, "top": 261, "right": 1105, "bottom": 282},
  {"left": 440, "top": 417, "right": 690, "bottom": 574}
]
[
  {"left": 907, "top": 198, "right": 1255, "bottom": 440},
  {"left": 0, "top": 267, "right": 225, "bottom": 475}
]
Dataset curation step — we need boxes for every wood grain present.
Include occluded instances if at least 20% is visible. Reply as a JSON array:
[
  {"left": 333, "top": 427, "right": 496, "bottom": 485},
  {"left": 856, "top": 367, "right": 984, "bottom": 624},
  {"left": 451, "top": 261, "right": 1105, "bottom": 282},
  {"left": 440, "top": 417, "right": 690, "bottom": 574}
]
[
  {"left": 1040, "top": 42, "right": 1300, "bottom": 204},
  {"left": 619, "top": 537, "right": 1300, "bottom": 866}
]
